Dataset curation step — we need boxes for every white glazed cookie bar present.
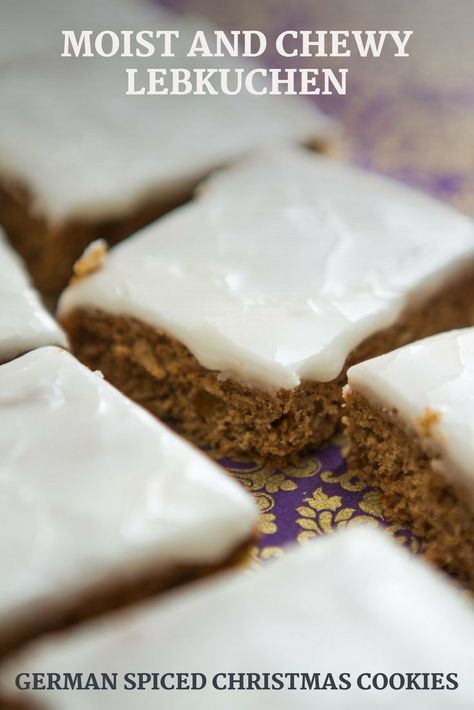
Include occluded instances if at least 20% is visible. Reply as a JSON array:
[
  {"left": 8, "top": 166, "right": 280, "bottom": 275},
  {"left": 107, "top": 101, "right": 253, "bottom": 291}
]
[
  {"left": 58, "top": 146, "right": 474, "bottom": 459},
  {"left": 2, "top": 528, "right": 473, "bottom": 709},
  {"left": 0, "top": 1, "right": 336, "bottom": 296},
  {"left": 344, "top": 327, "right": 474, "bottom": 589},
  {"left": 0, "top": 347, "right": 257, "bottom": 657}
]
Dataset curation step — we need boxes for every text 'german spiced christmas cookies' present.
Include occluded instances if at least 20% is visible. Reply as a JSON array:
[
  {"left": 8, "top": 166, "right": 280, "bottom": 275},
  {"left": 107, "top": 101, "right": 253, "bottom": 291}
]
[
  {"left": 2, "top": 528, "right": 473, "bottom": 709},
  {"left": 0, "top": 0, "right": 335, "bottom": 297},
  {"left": 0, "top": 347, "right": 257, "bottom": 657},
  {"left": 344, "top": 327, "right": 474, "bottom": 589},
  {"left": 0, "top": 228, "right": 66, "bottom": 364},
  {"left": 59, "top": 147, "right": 474, "bottom": 460}
]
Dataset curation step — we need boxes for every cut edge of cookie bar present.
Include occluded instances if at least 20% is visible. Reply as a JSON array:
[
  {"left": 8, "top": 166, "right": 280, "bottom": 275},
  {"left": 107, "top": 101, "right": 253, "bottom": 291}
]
[
  {"left": 60, "top": 265, "right": 474, "bottom": 461},
  {"left": 343, "top": 386, "right": 474, "bottom": 591}
]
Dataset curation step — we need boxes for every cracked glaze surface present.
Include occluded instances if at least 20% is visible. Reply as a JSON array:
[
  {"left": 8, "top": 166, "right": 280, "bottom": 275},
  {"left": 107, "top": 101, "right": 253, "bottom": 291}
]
[
  {"left": 347, "top": 327, "right": 474, "bottom": 499},
  {"left": 0, "top": 230, "right": 66, "bottom": 361},
  {"left": 0, "top": 347, "right": 257, "bottom": 631},
  {"left": 59, "top": 146, "right": 474, "bottom": 390}
]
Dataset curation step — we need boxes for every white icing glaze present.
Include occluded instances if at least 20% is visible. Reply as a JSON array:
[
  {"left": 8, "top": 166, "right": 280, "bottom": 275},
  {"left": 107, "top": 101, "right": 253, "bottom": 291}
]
[
  {"left": 59, "top": 146, "right": 474, "bottom": 391},
  {"left": 0, "top": 2, "right": 335, "bottom": 222},
  {"left": 0, "top": 230, "right": 67, "bottom": 361},
  {"left": 347, "top": 327, "right": 474, "bottom": 501},
  {"left": 3, "top": 528, "right": 473, "bottom": 709},
  {"left": 0, "top": 347, "right": 257, "bottom": 640}
]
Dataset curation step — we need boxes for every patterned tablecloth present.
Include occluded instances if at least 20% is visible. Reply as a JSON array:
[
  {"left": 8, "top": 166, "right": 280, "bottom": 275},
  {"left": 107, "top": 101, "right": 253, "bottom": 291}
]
[{"left": 159, "top": 0, "right": 474, "bottom": 560}]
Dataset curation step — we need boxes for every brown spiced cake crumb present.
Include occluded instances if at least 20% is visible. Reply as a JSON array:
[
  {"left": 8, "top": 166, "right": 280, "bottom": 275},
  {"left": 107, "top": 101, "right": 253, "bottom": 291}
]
[
  {"left": 344, "top": 328, "right": 474, "bottom": 590},
  {"left": 58, "top": 147, "right": 474, "bottom": 460},
  {"left": 71, "top": 239, "right": 108, "bottom": 283},
  {"left": 57, "top": 310, "right": 343, "bottom": 460},
  {"left": 416, "top": 407, "right": 442, "bottom": 437}
]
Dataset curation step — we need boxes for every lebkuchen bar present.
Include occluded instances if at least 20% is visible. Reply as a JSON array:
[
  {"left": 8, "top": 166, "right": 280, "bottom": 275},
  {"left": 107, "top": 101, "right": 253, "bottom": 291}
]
[
  {"left": 0, "top": 347, "right": 257, "bottom": 658},
  {"left": 0, "top": 0, "right": 336, "bottom": 298},
  {"left": 344, "top": 327, "right": 474, "bottom": 590},
  {"left": 58, "top": 146, "right": 474, "bottom": 460},
  {"left": 0, "top": 227, "right": 66, "bottom": 363},
  {"left": 2, "top": 528, "right": 473, "bottom": 709}
]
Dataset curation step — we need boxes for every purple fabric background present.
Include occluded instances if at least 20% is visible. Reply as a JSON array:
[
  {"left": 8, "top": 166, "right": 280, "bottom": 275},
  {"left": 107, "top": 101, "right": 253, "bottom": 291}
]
[{"left": 158, "top": 0, "right": 474, "bottom": 560}]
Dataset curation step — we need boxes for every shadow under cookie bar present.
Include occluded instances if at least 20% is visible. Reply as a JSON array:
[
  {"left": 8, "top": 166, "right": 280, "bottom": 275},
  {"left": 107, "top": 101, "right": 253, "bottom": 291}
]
[
  {"left": 343, "top": 388, "right": 474, "bottom": 591},
  {"left": 60, "top": 265, "right": 474, "bottom": 460}
]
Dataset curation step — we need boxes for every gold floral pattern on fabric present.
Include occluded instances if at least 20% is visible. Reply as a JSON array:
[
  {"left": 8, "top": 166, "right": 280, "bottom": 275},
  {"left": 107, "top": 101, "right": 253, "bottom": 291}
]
[{"left": 215, "top": 442, "right": 421, "bottom": 562}]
